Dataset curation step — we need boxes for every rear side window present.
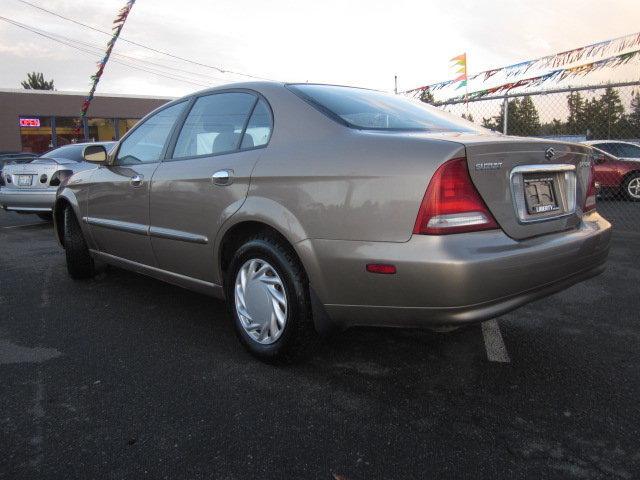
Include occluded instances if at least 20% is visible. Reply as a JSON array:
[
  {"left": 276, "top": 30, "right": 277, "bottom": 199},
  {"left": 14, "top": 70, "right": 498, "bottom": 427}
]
[
  {"left": 173, "top": 93, "right": 257, "bottom": 159},
  {"left": 593, "top": 143, "right": 619, "bottom": 156},
  {"left": 241, "top": 99, "right": 272, "bottom": 149},
  {"left": 289, "top": 84, "right": 480, "bottom": 133},
  {"left": 616, "top": 143, "right": 640, "bottom": 158},
  {"left": 116, "top": 101, "right": 187, "bottom": 165},
  {"left": 41, "top": 145, "right": 84, "bottom": 161}
]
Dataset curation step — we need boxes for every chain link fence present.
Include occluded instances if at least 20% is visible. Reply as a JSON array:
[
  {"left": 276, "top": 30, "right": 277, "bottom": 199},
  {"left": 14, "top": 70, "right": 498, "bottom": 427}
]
[{"left": 436, "top": 82, "right": 640, "bottom": 233}]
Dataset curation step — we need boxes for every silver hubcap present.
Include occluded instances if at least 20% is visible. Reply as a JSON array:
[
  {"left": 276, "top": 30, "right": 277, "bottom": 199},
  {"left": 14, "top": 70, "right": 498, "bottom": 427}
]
[
  {"left": 628, "top": 177, "right": 640, "bottom": 199},
  {"left": 234, "top": 258, "right": 287, "bottom": 345}
]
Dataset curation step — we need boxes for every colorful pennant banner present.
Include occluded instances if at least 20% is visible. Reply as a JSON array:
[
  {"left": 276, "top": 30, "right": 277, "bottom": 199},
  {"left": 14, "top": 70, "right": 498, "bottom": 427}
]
[
  {"left": 431, "top": 48, "right": 640, "bottom": 103},
  {"left": 404, "top": 31, "right": 640, "bottom": 95},
  {"left": 451, "top": 53, "right": 467, "bottom": 87},
  {"left": 76, "top": 0, "right": 136, "bottom": 137}
]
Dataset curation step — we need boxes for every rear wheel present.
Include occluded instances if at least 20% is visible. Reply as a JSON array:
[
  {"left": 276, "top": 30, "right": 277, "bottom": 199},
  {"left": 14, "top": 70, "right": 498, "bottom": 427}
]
[
  {"left": 226, "top": 233, "right": 318, "bottom": 363},
  {"left": 63, "top": 206, "right": 95, "bottom": 279},
  {"left": 623, "top": 173, "right": 640, "bottom": 201}
]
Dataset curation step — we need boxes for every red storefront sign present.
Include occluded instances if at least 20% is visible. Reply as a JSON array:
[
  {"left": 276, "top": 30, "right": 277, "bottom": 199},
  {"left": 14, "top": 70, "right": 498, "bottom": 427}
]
[{"left": 19, "top": 118, "right": 41, "bottom": 128}]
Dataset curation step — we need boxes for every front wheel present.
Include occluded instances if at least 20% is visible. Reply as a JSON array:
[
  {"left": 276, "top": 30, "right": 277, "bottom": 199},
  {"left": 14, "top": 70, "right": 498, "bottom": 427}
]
[
  {"left": 226, "top": 234, "right": 318, "bottom": 363},
  {"left": 623, "top": 173, "right": 640, "bottom": 201},
  {"left": 63, "top": 206, "right": 95, "bottom": 279}
]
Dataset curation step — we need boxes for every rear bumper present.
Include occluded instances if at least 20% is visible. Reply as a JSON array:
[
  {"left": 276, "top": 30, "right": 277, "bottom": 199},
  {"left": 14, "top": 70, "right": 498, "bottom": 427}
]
[
  {"left": 0, "top": 188, "right": 57, "bottom": 212},
  {"left": 297, "top": 212, "right": 611, "bottom": 328}
]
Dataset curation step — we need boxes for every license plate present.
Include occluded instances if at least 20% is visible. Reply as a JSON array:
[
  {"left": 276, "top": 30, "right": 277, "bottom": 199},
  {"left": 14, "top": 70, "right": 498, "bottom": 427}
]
[
  {"left": 524, "top": 176, "right": 559, "bottom": 214},
  {"left": 17, "top": 175, "right": 33, "bottom": 187}
]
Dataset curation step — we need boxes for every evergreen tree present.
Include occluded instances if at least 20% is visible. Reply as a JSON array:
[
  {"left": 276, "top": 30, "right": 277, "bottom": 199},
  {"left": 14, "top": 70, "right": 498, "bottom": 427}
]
[
  {"left": 599, "top": 87, "right": 625, "bottom": 138},
  {"left": 482, "top": 100, "right": 515, "bottom": 133},
  {"left": 627, "top": 91, "right": 640, "bottom": 137},
  {"left": 566, "top": 91, "right": 586, "bottom": 135},
  {"left": 21, "top": 72, "right": 55, "bottom": 90},
  {"left": 461, "top": 112, "right": 474, "bottom": 123},
  {"left": 482, "top": 96, "right": 540, "bottom": 136},
  {"left": 419, "top": 88, "right": 435, "bottom": 104},
  {"left": 583, "top": 97, "right": 604, "bottom": 139},
  {"left": 540, "top": 118, "right": 565, "bottom": 136},
  {"left": 583, "top": 88, "right": 625, "bottom": 139},
  {"left": 511, "top": 96, "right": 541, "bottom": 136}
]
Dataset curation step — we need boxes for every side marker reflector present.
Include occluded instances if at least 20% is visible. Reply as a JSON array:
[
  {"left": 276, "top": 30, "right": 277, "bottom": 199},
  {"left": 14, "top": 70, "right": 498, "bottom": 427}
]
[{"left": 366, "top": 264, "right": 397, "bottom": 275}]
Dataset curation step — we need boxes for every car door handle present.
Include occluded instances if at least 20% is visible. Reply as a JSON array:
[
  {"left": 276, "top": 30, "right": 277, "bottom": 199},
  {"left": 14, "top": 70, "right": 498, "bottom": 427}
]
[
  {"left": 130, "top": 174, "right": 144, "bottom": 187},
  {"left": 212, "top": 169, "right": 233, "bottom": 186}
]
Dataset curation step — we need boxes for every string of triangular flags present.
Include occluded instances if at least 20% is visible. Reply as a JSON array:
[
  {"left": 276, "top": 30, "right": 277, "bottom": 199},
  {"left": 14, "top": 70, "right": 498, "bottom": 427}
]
[
  {"left": 451, "top": 53, "right": 467, "bottom": 89},
  {"left": 75, "top": 0, "right": 136, "bottom": 137},
  {"left": 420, "top": 47, "right": 640, "bottom": 103},
  {"left": 404, "top": 31, "right": 640, "bottom": 95}
]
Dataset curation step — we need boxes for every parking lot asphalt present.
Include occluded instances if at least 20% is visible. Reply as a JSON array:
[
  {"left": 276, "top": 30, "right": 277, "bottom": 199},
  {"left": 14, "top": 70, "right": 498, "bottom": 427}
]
[{"left": 1, "top": 208, "right": 639, "bottom": 480}]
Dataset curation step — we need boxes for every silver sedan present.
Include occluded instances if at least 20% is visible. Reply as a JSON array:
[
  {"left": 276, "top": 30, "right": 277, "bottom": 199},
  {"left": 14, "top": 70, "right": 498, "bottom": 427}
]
[
  {"left": 0, "top": 142, "right": 115, "bottom": 219},
  {"left": 53, "top": 83, "right": 610, "bottom": 362}
]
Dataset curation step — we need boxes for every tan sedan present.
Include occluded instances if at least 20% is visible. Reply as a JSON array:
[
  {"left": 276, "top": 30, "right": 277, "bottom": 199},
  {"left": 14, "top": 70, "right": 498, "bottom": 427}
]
[{"left": 53, "top": 83, "right": 611, "bottom": 362}]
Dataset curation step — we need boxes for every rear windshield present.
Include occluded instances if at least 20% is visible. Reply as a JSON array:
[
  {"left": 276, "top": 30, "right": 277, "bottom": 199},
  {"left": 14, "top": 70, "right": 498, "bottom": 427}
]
[
  {"left": 39, "top": 142, "right": 116, "bottom": 162},
  {"left": 40, "top": 145, "right": 84, "bottom": 161},
  {"left": 288, "top": 84, "right": 481, "bottom": 133}
]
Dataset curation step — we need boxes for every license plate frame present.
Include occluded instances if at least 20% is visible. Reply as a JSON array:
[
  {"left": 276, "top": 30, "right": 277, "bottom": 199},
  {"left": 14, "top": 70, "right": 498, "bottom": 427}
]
[
  {"left": 523, "top": 175, "right": 560, "bottom": 215},
  {"left": 17, "top": 175, "right": 33, "bottom": 187}
]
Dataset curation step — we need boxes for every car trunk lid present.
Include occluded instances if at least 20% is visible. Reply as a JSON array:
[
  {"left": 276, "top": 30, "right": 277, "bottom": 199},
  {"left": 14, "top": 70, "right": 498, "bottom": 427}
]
[
  {"left": 3, "top": 160, "right": 61, "bottom": 190},
  {"left": 463, "top": 138, "right": 593, "bottom": 240}
]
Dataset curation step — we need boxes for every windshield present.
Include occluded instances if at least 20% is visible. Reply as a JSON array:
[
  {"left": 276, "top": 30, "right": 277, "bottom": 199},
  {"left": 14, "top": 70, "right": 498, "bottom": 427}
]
[{"left": 288, "top": 84, "right": 482, "bottom": 133}]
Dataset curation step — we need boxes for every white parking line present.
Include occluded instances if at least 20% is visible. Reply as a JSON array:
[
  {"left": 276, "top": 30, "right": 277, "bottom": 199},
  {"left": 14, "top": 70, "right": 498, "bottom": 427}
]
[
  {"left": 481, "top": 319, "right": 511, "bottom": 363},
  {"left": 0, "top": 222, "right": 45, "bottom": 229}
]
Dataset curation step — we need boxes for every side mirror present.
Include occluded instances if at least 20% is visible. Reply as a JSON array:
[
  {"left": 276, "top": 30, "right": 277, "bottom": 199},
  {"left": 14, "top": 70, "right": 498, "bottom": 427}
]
[
  {"left": 83, "top": 144, "right": 107, "bottom": 163},
  {"left": 594, "top": 153, "right": 606, "bottom": 164}
]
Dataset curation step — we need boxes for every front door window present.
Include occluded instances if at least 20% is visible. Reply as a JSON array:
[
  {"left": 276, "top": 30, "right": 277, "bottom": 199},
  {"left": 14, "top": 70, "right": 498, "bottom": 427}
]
[{"left": 116, "top": 101, "right": 187, "bottom": 165}]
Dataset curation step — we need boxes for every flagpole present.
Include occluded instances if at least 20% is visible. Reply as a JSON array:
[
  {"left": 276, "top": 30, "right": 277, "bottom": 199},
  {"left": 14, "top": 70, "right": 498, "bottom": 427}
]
[
  {"left": 464, "top": 53, "right": 469, "bottom": 115},
  {"left": 77, "top": 0, "right": 136, "bottom": 141}
]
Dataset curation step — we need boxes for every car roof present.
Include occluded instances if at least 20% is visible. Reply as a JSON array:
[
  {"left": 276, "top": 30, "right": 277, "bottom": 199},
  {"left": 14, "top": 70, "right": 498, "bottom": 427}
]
[
  {"left": 581, "top": 140, "right": 640, "bottom": 146},
  {"left": 182, "top": 81, "right": 388, "bottom": 100}
]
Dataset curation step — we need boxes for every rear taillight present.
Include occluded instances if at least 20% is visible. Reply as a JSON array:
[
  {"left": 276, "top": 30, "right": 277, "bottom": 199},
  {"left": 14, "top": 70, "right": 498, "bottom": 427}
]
[
  {"left": 413, "top": 157, "right": 499, "bottom": 235},
  {"left": 583, "top": 165, "right": 598, "bottom": 213},
  {"left": 50, "top": 170, "right": 73, "bottom": 187},
  {"left": 49, "top": 172, "right": 62, "bottom": 186}
]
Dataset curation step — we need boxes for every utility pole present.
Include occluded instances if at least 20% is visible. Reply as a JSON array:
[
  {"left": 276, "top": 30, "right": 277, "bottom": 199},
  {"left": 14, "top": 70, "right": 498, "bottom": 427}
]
[{"left": 394, "top": 75, "right": 398, "bottom": 94}]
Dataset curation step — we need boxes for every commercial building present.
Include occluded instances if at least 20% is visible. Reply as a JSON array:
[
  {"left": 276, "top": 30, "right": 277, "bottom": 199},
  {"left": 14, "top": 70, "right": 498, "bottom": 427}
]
[{"left": 0, "top": 89, "right": 171, "bottom": 154}]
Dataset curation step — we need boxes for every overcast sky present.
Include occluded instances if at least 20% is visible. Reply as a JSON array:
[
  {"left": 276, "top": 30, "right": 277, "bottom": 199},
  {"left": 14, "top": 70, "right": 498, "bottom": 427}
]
[{"left": 0, "top": 0, "right": 638, "bottom": 99}]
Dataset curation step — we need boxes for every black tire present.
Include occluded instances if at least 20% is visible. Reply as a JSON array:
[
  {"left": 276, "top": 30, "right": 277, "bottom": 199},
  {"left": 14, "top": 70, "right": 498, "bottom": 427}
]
[
  {"left": 37, "top": 212, "right": 53, "bottom": 221},
  {"left": 226, "top": 233, "right": 319, "bottom": 363},
  {"left": 427, "top": 326, "right": 461, "bottom": 333},
  {"left": 622, "top": 173, "right": 640, "bottom": 202},
  {"left": 63, "top": 206, "right": 95, "bottom": 279}
]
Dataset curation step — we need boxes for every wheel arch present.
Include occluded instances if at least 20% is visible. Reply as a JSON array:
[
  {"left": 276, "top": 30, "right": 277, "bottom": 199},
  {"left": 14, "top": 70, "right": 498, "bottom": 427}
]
[
  {"left": 53, "top": 189, "right": 84, "bottom": 247},
  {"left": 621, "top": 169, "right": 640, "bottom": 184},
  {"left": 217, "top": 219, "right": 303, "bottom": 285},
  {"left": 215, "top": 212, "right": 335, "bottom": 335}
]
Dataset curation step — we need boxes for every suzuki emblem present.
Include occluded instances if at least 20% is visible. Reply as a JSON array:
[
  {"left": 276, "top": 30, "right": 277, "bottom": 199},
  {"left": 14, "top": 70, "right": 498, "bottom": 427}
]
[{"left": 545, "top": 147, "right": 556, "bottom": 160}]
